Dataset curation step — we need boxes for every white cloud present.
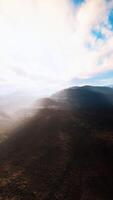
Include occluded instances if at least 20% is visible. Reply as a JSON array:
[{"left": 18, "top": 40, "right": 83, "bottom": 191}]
[{"left": 0, "top": 0, "right": 113, "bottom": 96}]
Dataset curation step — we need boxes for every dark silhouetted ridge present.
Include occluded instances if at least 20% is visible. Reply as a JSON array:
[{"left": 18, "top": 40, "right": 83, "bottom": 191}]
[{"left": 52, "top": 85, "right": 113, "bottom": 111}]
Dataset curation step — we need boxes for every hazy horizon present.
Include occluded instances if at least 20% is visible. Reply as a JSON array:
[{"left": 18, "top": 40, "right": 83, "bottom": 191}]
[
  {"left": 0, "top": 0, "right": 113, "bottom": 139},
  {"left": 0, "top": 0, "right": 113, "bottom": 98},
  {"left": 0, "top": 1, "right": 113, "bottom": 199}
]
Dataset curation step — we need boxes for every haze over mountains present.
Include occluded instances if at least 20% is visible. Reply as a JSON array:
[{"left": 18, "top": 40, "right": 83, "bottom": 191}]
[
  {"left": 0, "top": 0, "right": 113, "bottom": 199},
  {"left": 0, "top": 87, "right": 39, "bottom": 142},
  {"left": 0, "top": 86, "right": 113, "bottom": 199}
]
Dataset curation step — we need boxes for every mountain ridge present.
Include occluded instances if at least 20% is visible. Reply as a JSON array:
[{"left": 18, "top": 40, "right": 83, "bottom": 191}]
[{"left": 0, "top": 85, "right": 113, "bottom": 199}]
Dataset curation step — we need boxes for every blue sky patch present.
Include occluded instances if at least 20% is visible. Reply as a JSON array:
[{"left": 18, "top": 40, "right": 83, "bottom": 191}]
[
  {"left": 71, "top": 0, "right": 84, "bottom": 5},
  {"left": 108, "top": 9, "right": 113, "bottom": 29},
  {"left": 71, "top": 70, "right": 113, "bottom": 86},
  {"left": 91, "top": 29, "right": 105, "bottom": 40}
]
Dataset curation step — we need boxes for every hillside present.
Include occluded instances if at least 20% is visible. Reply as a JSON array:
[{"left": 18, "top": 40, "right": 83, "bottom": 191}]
[
  {"left": 0, "top": 86, "right": 113, "bottom": 199},
  {"left": 52, "top": 85, "right": 113, "bottom": 110}
]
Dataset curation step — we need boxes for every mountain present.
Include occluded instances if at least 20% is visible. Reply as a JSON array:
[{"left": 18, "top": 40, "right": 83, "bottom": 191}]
[
  {"left": 0, "top": 86, "right": 113, "bottom": 199},
  {"left": 52, "top": 85, "right": 113, "bottom": 110}
]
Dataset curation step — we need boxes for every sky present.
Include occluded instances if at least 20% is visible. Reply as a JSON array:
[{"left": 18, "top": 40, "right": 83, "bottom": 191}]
[{"left": 0, "top": 0, "right": 113, "bottom": 97}]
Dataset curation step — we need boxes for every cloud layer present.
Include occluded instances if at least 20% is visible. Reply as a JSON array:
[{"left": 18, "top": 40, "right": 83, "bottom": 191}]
[{"left": 0, "top": 0, "right": 113, "bottom": 95}]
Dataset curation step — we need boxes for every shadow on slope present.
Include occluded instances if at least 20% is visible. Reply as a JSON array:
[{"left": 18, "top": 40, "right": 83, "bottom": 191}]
[
  {"left": 52, "top": 86, "right": 113, "bottom": 111},
  {"left": 0, "top": 86, "right": 113, "bottom": 199}
]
